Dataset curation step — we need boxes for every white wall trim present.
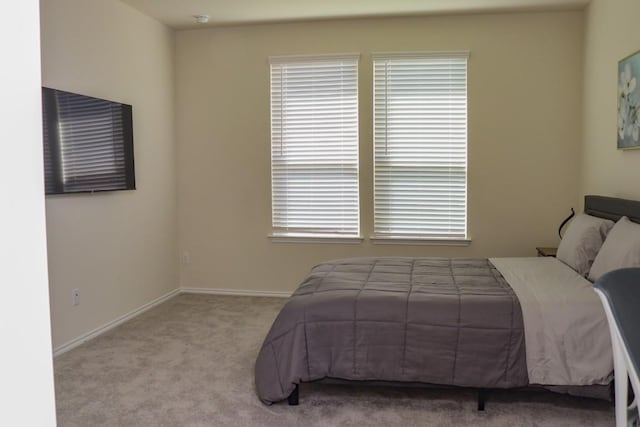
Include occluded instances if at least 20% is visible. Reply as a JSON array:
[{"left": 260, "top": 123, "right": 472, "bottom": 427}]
[
  {"left": 53, "top": 288, "right": 181, "bottom": 357},
  {"left": 268, "top": 233, "right": 363, "bottom": 244},
  {"left": 180, "top": 287, "right": 291, "bottom": 298},
  {"left": 370, "top": 236, "right": 472, "bottom": 246}
]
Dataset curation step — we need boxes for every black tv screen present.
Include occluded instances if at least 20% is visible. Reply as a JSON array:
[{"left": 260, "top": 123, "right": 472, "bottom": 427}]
[{"left": 41, "top": 87, "right": 135, "bottom": 195}]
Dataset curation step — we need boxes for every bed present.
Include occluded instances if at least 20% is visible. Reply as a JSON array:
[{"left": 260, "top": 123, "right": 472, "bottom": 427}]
[{"left": 255, "top": 195, "right": 640, "bottom": 406}]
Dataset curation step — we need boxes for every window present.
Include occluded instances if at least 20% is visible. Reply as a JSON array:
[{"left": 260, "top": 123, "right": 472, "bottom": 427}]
[
  {"left": 373, "top": 52, "right": 469, "bottom": 242},
  {"left": 270, "top": 54, "right": 360, "bottom": 239}
]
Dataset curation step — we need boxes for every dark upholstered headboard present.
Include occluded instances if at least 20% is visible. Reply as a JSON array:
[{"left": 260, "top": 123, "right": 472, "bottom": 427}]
[{"left": 585, "top": 195, "right": 640, "bottom": 224}]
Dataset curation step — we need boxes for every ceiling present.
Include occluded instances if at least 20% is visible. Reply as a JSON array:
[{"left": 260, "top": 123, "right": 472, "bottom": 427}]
[{"left": 119, "top": 0, "right": 590, "bottom": 29}]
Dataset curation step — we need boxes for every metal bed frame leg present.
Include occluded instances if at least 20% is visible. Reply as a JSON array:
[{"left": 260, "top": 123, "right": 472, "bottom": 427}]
[
  {"left": 477, "top": 389, "right": 487, "bottom": 411},
  {"left": 287, "top": 384, "right": 299, "bottom": 406}
]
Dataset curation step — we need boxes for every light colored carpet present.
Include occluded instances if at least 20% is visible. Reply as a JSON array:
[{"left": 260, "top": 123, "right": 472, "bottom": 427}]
[{"left": 54, "top": 293, "right": 614, "bottom": 426}]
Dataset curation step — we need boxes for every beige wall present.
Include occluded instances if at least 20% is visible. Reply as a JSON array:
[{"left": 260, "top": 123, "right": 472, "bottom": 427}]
[
  {"left": 581, "top": 0, "right": 640, "bottom": 202},
  {"left": 40, "top": 0, "right": 178, "bottom": 348},
  {"left": 176, "top": 12, "right": 583, "bottom": 293}
]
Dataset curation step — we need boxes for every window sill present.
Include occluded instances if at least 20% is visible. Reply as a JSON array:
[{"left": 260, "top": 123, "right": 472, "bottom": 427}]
[
  {"left": 269, "top": 233, "right": 364, "bottom": 244},
  {"left": 370, "top": 236, "right": 471, "bottom": 246}
]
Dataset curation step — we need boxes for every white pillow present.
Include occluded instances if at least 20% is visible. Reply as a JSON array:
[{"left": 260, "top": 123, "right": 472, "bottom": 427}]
[
  {"left": 556, "top": 213, "right": 614, "bottom": 277},
  {"left": 588, "top": 216, "right": 640, "bottom": 282}
]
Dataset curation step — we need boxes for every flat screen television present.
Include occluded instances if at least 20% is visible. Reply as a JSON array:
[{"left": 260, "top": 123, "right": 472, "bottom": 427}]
[{"left": 41, "top": 87, "right": 135, "bottom": 195}]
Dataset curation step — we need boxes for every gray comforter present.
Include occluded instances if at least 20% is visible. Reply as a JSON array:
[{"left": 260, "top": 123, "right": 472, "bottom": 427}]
[{"left": 255, "top": 258, "right": 528, "bottom": 404}]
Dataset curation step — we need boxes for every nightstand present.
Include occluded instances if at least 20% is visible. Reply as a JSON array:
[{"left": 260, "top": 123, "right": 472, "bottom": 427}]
[{"left": 536, "top": 247, "right": 557, "bottom": 257}]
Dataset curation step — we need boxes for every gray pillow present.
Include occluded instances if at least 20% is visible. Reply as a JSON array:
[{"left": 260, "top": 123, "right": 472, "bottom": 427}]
[
  {"left": 556, "top": 213, "right": 614, "bottom": 277},
  {"left": 588, "top": 216, "right": 640, "bottom": 282}
]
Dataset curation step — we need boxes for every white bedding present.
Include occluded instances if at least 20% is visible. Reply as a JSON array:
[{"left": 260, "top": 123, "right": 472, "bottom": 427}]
[{"left": 491, "top": 257, "right": 613, "bottom": 386}]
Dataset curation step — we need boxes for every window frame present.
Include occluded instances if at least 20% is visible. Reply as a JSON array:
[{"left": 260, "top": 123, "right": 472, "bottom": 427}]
[
  {"left": 268, "top": 53, "right": 362, "bottom": 242},
  {"left": 371, "top": 51, "right": 470, "bottom": 245}
]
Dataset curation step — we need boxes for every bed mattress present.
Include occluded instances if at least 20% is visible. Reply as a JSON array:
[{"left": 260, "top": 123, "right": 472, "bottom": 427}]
[
  {"left": 491, "top": 257, "right": 612, "bottom": 386},
  {"left": 255, "top": 257, "right": 529, "bottom": 404}
]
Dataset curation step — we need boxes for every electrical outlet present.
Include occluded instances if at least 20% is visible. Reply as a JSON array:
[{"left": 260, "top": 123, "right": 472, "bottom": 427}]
[
  {"left": 72, "top": 288, "right": 80, "bottom": 306},
  {"left": 181, "top": 251, "right": 191, "bottom": 265}
]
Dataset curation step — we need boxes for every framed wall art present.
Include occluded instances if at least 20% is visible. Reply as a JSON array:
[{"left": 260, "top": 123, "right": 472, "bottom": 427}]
[{"left": 618, "top": 49, "right": 640, "bottom": 149}]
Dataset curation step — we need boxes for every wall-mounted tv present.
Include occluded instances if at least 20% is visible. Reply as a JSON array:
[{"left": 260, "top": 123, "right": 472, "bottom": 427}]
[{"left": 41, "top": 87, "right": 135, "bottom": 195}]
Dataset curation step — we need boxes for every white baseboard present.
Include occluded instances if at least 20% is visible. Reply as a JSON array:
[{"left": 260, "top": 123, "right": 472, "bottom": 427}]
[
  {"left": 180, "top": 287, "right": 291, "bottom": 298},
  {"left": 52, "top": 288, "right": 181, "bottom": 357}
]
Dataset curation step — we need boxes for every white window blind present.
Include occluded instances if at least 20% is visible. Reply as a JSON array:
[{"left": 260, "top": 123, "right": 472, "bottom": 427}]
[
  {"left": 270, "top": 55, "right": 360, "bottom": 237},
  {"left": 373, "top": 52, "right": 468, "bottom": 240}
]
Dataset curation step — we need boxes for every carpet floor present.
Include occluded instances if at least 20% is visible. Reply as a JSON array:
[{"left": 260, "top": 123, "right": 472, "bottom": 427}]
[{"left": 54, "top": 293, "right": 614, "bottom": 426}]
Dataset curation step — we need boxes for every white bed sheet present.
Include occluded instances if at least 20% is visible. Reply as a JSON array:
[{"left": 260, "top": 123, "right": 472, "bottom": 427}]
[{"left": 490, "top": 257, "right": 613, "bottom": 386}]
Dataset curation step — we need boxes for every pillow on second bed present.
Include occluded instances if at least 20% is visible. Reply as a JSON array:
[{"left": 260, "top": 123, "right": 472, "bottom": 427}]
[
  {"left": 557, "top": 213, "right": 614, "bottom": 277},
  {"left": 588, "top": 216, "right": 640, "bottom": 282}
]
